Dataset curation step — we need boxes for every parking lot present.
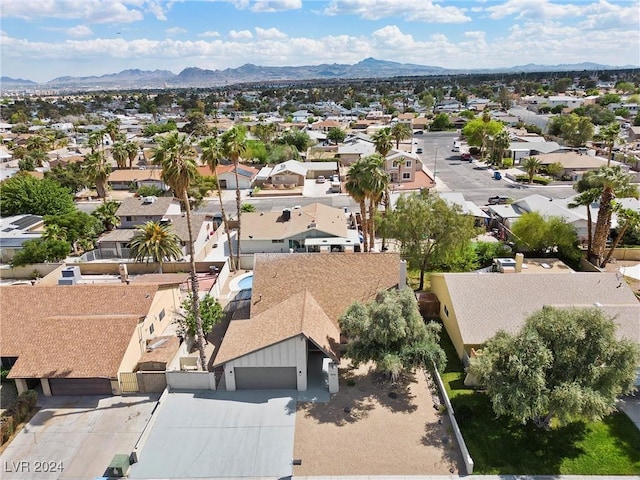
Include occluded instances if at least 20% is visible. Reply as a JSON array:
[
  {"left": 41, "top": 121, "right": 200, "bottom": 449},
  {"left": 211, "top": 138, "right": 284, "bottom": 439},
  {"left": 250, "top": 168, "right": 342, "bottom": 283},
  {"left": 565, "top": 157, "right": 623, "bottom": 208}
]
[{"left": 0, "top": 394, "right": 159, "bottom": 480}]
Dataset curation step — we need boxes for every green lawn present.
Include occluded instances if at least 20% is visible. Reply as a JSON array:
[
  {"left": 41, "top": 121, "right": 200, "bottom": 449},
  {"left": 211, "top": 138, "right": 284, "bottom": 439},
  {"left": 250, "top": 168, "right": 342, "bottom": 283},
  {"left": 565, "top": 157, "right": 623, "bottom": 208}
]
[{"left": 438, "top": 327, "right": 640, "bottom": 475}]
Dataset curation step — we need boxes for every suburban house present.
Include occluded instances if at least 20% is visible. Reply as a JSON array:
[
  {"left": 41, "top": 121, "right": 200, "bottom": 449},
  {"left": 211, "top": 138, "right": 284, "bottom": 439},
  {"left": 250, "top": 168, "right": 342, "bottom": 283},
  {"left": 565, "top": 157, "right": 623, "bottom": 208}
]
[
  {"left": 439, "top": 192, "right": 489, "bottom": 227},
  {"left": 107, "top": 168, "right": 168, "bottom": 191},
  {"left": 0, "top": 280, "right": 181, "bottom": 396},
  {"left": 239, "top": 203, "right": 360, "bottom": 268},
  {"left": 0, "top": 215, "right": 44, "bottom": 263},
  {"left": 337, "top": 136, "right": 377, "bottom": 165},
  {"left": 508, "top": 141, "right": 563, "bottom": 162},
  {"left": 532, "top": 151, "right": 626, "bottom": 180},
  {"left": 385, "top": 150, "right": 423, "bottom": 183},
  {"left": 212, "top": 252, "right": 404, "bottom": 391},
  {"left": 255, "top": 160, "right": 339, "bottom": 188},
  {"left": 196, "top": 164, "right": 259, "bottom": 190},
  {"left": 430, "top": 269, "right": 639, "bottom": 365},
  {"left": 116, "top": 196, "right": 182, "bottom": 229}
]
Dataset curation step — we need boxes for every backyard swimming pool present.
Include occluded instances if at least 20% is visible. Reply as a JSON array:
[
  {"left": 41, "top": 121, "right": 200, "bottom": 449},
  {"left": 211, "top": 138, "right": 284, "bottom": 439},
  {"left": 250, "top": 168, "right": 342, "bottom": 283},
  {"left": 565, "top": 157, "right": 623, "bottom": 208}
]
[{"left": 237, "top": 274, "right": 253, "bottom": 290}]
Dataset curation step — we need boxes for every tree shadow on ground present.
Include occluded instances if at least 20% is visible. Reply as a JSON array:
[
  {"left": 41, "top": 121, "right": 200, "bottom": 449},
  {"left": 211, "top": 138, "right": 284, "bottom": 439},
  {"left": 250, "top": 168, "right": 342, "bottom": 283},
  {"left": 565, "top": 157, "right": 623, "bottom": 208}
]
[
  {"left": 299, "top": 363, "right": 418, "bottom": 426},
  {"left": 421, "top": 415, "right": 463, "bottom": 474},
  {"left": 606, "top": 409, "right": 640, "bottom": 464}
]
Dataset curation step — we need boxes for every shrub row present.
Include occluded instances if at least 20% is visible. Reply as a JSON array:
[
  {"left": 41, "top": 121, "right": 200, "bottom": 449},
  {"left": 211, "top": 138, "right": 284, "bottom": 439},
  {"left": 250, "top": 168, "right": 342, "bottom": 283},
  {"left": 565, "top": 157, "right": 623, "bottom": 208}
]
[
  {"left": 0, "top": 390, "right": 37, "bottom": 445},
  {"left": 515, "top": 175, "right": 551, "bottom": 185}
]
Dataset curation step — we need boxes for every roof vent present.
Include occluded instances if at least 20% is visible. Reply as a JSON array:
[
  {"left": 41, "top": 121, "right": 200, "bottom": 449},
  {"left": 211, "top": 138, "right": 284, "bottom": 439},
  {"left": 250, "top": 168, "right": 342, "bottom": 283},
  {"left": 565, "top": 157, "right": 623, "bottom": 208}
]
[{"left": 282, "top": 209, "right": 291, "bottom": 221}]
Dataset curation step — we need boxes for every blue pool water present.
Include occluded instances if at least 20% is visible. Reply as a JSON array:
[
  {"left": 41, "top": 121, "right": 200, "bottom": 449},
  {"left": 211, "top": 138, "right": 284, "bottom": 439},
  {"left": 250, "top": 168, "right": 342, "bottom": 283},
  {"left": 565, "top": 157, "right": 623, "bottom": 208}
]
[{"left": 238, "top": 275, "right": 253, "bottom": 290}]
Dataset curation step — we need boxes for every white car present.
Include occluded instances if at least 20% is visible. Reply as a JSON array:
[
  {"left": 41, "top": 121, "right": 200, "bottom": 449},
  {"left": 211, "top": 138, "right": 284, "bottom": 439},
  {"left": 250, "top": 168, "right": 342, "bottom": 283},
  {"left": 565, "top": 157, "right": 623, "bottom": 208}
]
[
  {"left": 452, "top": 145, "right": 460, "bottom": 152},
  {"left": 316, "top": 175, "right": 326, "bottom": 184}
]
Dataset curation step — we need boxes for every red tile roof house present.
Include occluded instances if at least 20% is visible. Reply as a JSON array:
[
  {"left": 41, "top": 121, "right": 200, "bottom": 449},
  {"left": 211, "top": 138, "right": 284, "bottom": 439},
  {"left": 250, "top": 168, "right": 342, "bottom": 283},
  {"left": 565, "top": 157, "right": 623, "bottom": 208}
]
[
  {"left": 196, "top": 164, "right": 259, "bottom": 190},
  {"left": 212, "top": 253, "right": 405, "bottom": 393},
  {"left": 0, "top": 283, "right": 181, "bottom": 396}
]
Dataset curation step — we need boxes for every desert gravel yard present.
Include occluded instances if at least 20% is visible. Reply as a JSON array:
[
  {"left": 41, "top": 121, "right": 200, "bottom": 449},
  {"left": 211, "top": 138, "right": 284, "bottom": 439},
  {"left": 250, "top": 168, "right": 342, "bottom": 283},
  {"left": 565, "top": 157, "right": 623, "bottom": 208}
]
[{"left": 293, "top": 361, "right": 462, "bottom": 476}]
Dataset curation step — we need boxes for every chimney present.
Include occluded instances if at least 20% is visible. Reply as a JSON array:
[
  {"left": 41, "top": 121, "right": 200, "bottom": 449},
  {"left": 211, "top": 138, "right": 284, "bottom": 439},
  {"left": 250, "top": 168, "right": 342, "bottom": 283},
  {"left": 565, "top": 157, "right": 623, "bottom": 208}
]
[
  {"left": 399, "top": 259, "right": 407, "bottom": 290},
  {"left": 119, "top": 263, "right": 129, "bottom": 283},
  {"left": 515, "top": 253, "right": 524, "bottom": 273}
]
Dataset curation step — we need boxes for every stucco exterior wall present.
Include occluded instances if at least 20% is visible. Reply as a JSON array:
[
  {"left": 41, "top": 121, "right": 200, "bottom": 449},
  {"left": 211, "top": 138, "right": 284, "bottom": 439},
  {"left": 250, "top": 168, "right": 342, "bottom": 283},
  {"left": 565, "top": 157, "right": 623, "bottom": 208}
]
[{"left": 429, "top": 274, "right": 468, "bottom": 361}]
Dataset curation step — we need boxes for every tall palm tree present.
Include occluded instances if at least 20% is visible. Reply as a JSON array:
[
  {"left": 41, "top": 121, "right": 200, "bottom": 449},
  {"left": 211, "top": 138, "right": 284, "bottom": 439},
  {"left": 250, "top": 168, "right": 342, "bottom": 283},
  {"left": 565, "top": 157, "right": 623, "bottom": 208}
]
[
  {"left": 371, "top": 127, "right": 393, "bottom": 157},
  {"left": 104, "top": 118, "right": 122, "bottom": 144},
  {"left": 84, "top": 150, "right": 111, "bottom": 199},
  {"left": 26, "top": 135, "right": 49, "bottom": 153},
  {"left": 521, "top": 156, "right": 541, "bottom": 184},
  {"left": 588, "top": 166, "right": 638, "bottom": 267},
  {"left": 220, "top": 126, "right": 247, "bottom": 271},
  {"left": 602, "top": 207, "right": 640, "bottom": 265},
  {"left": 111, "top": 141, "right": 128, "bottom": 169},
  {"left": 596, "top": 122, "right": 621, "bottom": 167},
  {"left": 129, "top": 221, "right": 182, "bottom": 274},
  {"left": 153, "top": 131, "right": 207, "bottom": 370},
  {"left": 490, "top": 130, "right": 510, "bottom": 165},
  {"left": 390, "top": 122, "right": 412, "bottom": 149},
  {"left": 569, "top": 171, "right": 600, "bottom": 257},
  {"left": 362, "top": 155, "right": 389, "bottom": 251},
  {"left": 88, "top": 129, "right": 106, "bottom": 154},
  {"left": 125, "top": 141, "right": 139, "bottom": 169},
  {"left": 346, "top": 160, "right": 370, "bottom": 252},
  {"left": 200, "top": 136, "right": 234, "bottom": 269}
]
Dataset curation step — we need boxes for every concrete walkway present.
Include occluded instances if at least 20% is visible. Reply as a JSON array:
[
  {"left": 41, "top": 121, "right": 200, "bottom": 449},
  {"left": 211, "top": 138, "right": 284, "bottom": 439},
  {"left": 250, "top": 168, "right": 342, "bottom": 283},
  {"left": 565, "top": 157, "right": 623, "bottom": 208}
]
[{"left": 618, "top": 392, "right": 640, "bottom": 432}]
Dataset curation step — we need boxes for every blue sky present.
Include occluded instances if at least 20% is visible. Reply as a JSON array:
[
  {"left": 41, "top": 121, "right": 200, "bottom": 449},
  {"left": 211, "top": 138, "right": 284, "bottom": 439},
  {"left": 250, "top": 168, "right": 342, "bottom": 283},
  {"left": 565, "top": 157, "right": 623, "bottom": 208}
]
[{"left": 1, "top": 0, "right": 638, "bottom": 83}]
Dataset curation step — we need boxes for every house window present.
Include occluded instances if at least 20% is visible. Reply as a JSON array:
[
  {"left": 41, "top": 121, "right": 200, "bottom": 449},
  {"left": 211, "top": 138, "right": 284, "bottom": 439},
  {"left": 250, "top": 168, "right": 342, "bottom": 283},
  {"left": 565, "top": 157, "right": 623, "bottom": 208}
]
[
  {"left": 405, "top": 160, "right": 412, "bottom": 168},
  {"left": 158, "top": 309, "right": 165, "bottom": 321},
  {"left": 272, "top": 239, "right": 284, "bottom": 243},
  {"left": 402, "top": 172, "right": 411, "bottom": 180},
  {"left": 149, "top": 324, "right": 155, "bottom": 334},
  {"left": 444, "top": 305, "right": 449, "bottom": 317},
  {"left": 125, "top": 216, "right": 132, "bottom": 222}
]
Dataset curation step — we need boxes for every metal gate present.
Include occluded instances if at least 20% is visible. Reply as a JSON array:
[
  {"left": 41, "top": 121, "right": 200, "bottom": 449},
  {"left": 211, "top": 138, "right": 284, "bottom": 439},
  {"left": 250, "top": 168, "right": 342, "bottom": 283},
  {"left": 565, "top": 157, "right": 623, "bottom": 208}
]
[{"left": 119, "top": 372, "right": 139, "bottom": 393}]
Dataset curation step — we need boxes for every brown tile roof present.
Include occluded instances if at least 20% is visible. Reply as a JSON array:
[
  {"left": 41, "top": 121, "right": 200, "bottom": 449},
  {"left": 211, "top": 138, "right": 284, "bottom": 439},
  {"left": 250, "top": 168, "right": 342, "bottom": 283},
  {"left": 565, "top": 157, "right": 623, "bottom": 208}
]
[
  {"left": 163, "top": 214, "right": 211, "bottom": 242},
  {"left": 435, "top": 272, "right": 639, "bottom": 346},
  {"left": 213, "top": 290, "right": 340, "bottom": 366},
  {"left": 137, "top": 335, "right": 181, "bottom": 367},
  {"left": 251, "top": 252, "right": 401, "bottom": 323},
  {"left": 116, "top": 196, "right": 180, "bottom": 217},
  {"left": 1, "top": 284, "right": 158, "bottom": 379},
  {"left": 241, "top": 203, "right": 348, "bottom": 241}
]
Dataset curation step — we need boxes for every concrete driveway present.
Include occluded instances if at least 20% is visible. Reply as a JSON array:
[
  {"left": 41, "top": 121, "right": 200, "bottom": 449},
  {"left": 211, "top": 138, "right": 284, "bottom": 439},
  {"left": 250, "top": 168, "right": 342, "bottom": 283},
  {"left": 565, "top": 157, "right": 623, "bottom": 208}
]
[
  {"left": 618, "top": 393, "right": 640, "bottom": 432},
  {"left": 128, "top": 390, "right": 297, "bottom": 479},
  {"left": 0, "top": 394, "right": 159, "bottom": 480}
]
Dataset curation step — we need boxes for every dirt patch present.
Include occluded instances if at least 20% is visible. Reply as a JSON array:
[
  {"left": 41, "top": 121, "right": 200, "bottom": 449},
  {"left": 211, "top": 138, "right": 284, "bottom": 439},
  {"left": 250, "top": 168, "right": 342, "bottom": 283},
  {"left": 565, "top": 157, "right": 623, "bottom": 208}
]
[{"left": 293, "top": 361, "right": 462, "bottom": 476}]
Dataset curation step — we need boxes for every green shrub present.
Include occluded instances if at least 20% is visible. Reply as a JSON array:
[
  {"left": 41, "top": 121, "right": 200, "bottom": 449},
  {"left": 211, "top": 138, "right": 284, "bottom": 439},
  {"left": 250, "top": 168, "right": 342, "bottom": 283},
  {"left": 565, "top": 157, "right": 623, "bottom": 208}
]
[
  {"left": 515, "top": 175, "right": 551, "bottom": 185},
  {"left": 0, "top": 368, "right": 10, "bottom": 382}
]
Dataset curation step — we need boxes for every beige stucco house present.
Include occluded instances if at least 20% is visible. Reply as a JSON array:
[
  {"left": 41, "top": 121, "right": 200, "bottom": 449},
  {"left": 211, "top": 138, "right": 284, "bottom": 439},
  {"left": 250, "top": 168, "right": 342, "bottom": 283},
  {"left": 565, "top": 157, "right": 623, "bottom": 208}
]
[{"left": 1, "top": 282, "right": 181, "bottom": 396}]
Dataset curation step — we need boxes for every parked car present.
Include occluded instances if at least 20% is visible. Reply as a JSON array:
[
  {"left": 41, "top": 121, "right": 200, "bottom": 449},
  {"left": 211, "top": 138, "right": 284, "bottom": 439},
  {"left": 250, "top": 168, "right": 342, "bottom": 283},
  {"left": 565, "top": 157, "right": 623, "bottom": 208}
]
[
  {"left": 316, "top": 176, "right": 326, "bottom": 184},
  {"left": 414, "top": 130, "right": 424, "bottom": 135},
  {"left": 488, "top": 195, "right": 509, "bottom": 205},
  {"left": 416, "top": 147, "right": 423, "bottom": 154},
  {"left": 452, "top": 145, "right": 460, "bottom": 152},
  {"left": 461, "top": 153, "right": 471, "bottom": 161}
]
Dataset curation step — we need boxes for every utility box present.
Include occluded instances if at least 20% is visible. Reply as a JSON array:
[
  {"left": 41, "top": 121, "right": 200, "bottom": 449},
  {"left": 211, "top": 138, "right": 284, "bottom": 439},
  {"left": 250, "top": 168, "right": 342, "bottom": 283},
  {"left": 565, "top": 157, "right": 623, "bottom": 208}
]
[{"left": 106, "top": 454, "right": 130, "bottom": 477}]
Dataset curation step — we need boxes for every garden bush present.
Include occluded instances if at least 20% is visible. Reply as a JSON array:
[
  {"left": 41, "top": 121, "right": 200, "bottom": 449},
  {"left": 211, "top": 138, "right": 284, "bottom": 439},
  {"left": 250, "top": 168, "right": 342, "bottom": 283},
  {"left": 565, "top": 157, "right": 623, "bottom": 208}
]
[
  {"left": 0, "top": 416, "right": 14, "bottom": 445},
  {"left": 0, "top": 390, "right": 38, "bottom": 445},
  {"left": 515, "top": 175, "right": 551, "bottom": 185}
]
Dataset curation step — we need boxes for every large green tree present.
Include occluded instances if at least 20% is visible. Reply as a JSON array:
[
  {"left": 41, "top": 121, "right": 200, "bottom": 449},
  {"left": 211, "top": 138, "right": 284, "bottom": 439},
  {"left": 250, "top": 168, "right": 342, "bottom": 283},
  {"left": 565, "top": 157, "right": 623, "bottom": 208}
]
[
  {"left": 44, "top": 211, "right": 103, "bottom": 254},
  {"left": 548, "top": 113, "right": 594, "bottom": 147},
  {"left": 153, "top": 131, "right": 207, "bottom": 370},
  {"left": 511, "top": 212, "right": 581, "bottom": 265},
  {"left": 381, "top": 191, "right": 478, "bottom": 290},
  {"left": 175, "top": 293, "right": 224, "bottom": 340},
  {"left": 339, "top": 288, "right": 446, "bottom": 380},
  {"left": 326, "top": 127, "right": 347, "bottom": 145},
  {"left": 468, "top": 306, "right": 639, "bottom": 429},
  {"left": 0, "top": 173, "right": 75, "bottom": 217},
  {"left": 11, "top": 238, "right": 71, "bottom": 266},
  {"left": 462, "top": 116, "right": 503, "bottom": 160}
]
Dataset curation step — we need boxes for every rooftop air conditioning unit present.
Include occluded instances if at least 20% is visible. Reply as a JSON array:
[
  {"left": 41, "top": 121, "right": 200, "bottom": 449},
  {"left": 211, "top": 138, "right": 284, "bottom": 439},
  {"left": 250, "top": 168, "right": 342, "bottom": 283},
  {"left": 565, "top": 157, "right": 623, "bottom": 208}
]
[
  {"left": 142, "top": 196, "right": 156, "bottom": 204},
  {"left": 58, "top": 266, "right": 81, "bottom": 285}
]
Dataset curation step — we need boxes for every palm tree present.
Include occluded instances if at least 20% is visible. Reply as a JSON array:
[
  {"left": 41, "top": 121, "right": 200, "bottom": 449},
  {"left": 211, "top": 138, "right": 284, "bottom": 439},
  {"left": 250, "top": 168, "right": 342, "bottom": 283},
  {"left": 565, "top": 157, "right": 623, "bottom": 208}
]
[
  {"left": 390, "top": 122, "right": 412, "bottom": 149},
  {"left": 200, "top": 136, "right": 233, "bottom": 269},
  {"left": 362, "top": 155, "right": 389, "bottom": 251},
  {"left": 569, "top": 171, "right": 600, "bottom": 256},
  {"left": 596, "top": 122, "right": 621, "bottom": 167},
  {"left": 92, "top": 200, "right": 121, "bottom": 232},
  {"left": 84, "top": 151, "right": 111, "bottom": 199},
  {"left": 521, "top": 156, "right": 541, "bottom": 184},
  {"left": 153, "top": 132, "right": 207, "bottom": 370},
  {"left": 104, "top": 119, "right": 122, "bottom": 144},
  {"left": 125, "top": 141, "right": 139, "bottom": 169},
  {"left": 129, "top": 221, "right": 182, "bottom": 274},
  {"left": 602, "top": 207, "right": 640, "bottom": 265},
  {"left": 588, "top": 166, "right": 638, "bottom": 266},
  {"left": 220, "top": 126, "right": 247, "bottom": 271},
  {"left": 42, "top": 223, "right": 67, "bottom": 242},
  {"left": 88, "top": 129, "right": 106, "bottom": 154},
  {"left": 111, "top": 141, "right": 128, "bottom": 169},
  {"left": 346, "top": 160, "right": 370, "bottom": 252},
  {"left": 26, "top": 135, "right": 49, "bottom": 153},
  {"left": 490, "top": 130, "right": 510, "bottom": 166},
  {"left": 372, "top": 128, "right": 393, "bottom": 157}
]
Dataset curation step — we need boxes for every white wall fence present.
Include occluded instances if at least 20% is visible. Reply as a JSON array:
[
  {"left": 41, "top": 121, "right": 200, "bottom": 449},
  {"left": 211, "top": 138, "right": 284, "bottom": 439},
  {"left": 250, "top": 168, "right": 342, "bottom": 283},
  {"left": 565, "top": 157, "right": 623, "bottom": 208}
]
[
  {"left": 165, "top": 370, "right": 217, "bottom": 390},
  {"left": 432, "top": 365, "right": 475, "bottom": 475}
]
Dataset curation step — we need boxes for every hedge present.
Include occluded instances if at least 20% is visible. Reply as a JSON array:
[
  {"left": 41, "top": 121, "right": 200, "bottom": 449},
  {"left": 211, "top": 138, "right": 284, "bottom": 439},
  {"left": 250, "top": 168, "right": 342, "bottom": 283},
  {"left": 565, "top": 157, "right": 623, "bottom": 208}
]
[
  {"left": 515, "top": 175, "right": 551, "bottom": 185},
  {"left": 0, "top": 390, "right": 38, "bottom": 445}
]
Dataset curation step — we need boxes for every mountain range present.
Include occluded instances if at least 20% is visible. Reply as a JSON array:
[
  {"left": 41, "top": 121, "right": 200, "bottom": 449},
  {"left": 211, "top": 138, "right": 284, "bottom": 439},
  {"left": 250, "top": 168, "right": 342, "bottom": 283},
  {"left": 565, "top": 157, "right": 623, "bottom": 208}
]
[{"left": 1, "top": 58, "right": 636, "bottom": 89}]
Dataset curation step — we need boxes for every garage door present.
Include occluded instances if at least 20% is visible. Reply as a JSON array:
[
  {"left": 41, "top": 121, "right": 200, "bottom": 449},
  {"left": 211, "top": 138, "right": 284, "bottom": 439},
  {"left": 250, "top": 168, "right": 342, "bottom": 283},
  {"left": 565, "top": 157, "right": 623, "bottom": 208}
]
[
  {"left": 234, "top": 367, "right": 296, "bottom": 390},
  {"left": 49, "top": 378, "right": 112, "bottom": 395}
]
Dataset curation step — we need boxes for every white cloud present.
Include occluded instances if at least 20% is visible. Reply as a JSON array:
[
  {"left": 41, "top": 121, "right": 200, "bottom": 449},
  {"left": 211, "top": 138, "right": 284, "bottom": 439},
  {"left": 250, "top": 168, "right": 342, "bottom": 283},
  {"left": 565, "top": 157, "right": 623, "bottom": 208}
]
[
  {"left": 66, "top": 25, "right": 93, "bottom": 37},
  {"left": 228, "top": 29, "right": 253, "bottom": 40},
  {"left": 322, "top": 0, "right": 471, "bottom": 24},
  {"left": 255, "top": 27, "right": 287, "bottom": 39},
  {"left": 1, "top": 0, "right": 145, "bottom": 24},
  {"left": 486, "top": 0, "right": 583, "bottom": 20},
  {"left": 165, "top": 27, "right": 187, "bottom": 36},
  {"left": 251, "top": 0, "right": 302, "bottom": 13},
  {"left": 199, "top": 30, "right": 221, "bottom": 38}
]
